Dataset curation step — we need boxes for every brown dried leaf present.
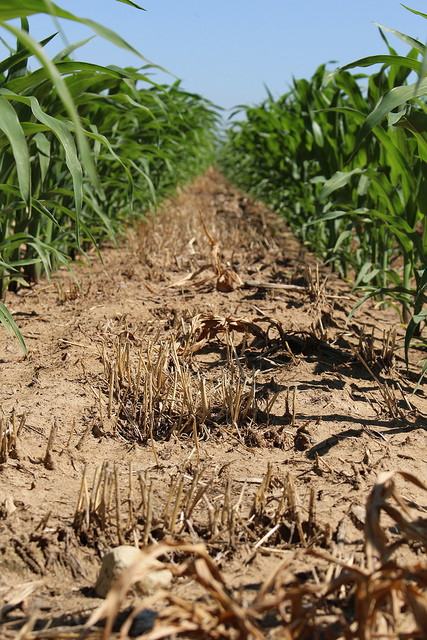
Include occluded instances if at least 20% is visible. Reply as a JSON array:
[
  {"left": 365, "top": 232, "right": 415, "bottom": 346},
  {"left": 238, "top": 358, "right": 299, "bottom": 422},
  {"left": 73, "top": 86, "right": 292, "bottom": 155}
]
[
  {"left": 157, "top": 264, "right": 212, "bottom": 292},
  {"left": 183, "top": 313, "right": 266, "bottom": 354},
  {"left": 406, "top": 585, "right": 427, "bottom": 633},
  {"left": 199, "top": 210, "right": 221, "bottom": 274},
  {"left": 216, "top": 267, "right": 243, "bottom": 292},
  {"left": 365, "top": 470, "right": 427, "bottom": 569},
  {"left": 0, "top": 580, "right": 41, "bottom": 620},
  {"left": 200, "top": 211, "right": 243, "bottom": 292}
]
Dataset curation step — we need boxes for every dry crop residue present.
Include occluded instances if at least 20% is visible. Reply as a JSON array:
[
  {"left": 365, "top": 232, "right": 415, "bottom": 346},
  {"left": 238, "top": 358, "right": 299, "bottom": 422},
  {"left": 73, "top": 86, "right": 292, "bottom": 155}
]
[{"left": 0, "top": 168, "right": 426, "bottom": 639}]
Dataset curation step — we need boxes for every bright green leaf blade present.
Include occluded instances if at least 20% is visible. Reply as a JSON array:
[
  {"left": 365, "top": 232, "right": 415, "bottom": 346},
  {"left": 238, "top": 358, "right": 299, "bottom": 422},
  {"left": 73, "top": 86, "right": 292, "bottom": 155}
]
[
  {"left": 413, "top": 359, "right": 427, "bottom": 392},
  {"left": 401, "top": 5, "right": 427, "bottom": 20},
  {"left": 0, "top": 96, "right": 31, "bottom": 206},
  {"left": 405, "top": 310, "right": 427, "bottom": 368},
  {"left": 68, "top": 16, "right": 151, "bottom": 63},
  {"left": 319, "top": 169, "right": 363, "bottom": 202},
  {"left": 337, "top": 54, "right": 421, "bottom": 75},
  {"left": 0, "top": 301, "right": 27, "bottom": 356},
  {"left": 0, "top": 1, "right": 69, "bottom": 20},
  {"left": 353, "top": 78, "right": 427, "bottom": 153},
  {"left": 419, "top": 48, "right": 427, "bottom": 79},
  {"left": 1, "top": 23, "right": 98, "bottom": 195},
  {"left": 0, "top": 0, "right": 160, "bottom": 68},
  {"left": 373, "top": 23, "right": 425, "bottom": 53},
  {"left": 52, "top": 35, "right": 95, "bottom": 61},
  {"left": 0, "top": 31, "right": 57, "bottom": 76},
  {"left": 0, "top": 88, "right": 84, "bottom": 241},
  {"left": 115, "top": 0, "right": 146, "bottom": 9},
  {"left": 33, "top": 131, "right": 50, "bottom": 185}
]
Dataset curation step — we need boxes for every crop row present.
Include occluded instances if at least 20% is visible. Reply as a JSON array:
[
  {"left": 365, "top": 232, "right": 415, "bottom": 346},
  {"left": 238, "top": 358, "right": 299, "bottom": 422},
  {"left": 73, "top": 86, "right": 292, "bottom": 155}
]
[
  {"left": 0, "top": 1, "right": 219, "bottom": 349},
  {"left": 1, "top": 2, "right": 426, "bottom": 384},
  {"left": 219, "top": 7, "right": 426, "bottom": 384}
]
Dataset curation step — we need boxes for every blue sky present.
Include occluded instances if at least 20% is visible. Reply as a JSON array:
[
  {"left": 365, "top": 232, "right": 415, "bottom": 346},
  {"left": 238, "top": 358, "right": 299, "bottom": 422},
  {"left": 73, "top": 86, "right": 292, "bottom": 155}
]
[{"left": 5, "top": 1, "right": 427, "bottom": 112}]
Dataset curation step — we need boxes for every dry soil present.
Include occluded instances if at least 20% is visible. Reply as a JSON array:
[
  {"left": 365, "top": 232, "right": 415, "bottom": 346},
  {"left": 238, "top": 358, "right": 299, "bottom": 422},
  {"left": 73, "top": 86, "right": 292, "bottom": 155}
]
[{"left": 0, "top": 168, "right": 426, "bottom": 638}]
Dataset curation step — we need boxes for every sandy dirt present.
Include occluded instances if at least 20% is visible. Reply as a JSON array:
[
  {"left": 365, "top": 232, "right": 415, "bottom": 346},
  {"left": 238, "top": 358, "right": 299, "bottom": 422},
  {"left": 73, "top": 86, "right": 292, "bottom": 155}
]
[{"left": 0, "top": 168, "right": 426, "bottom": 638}]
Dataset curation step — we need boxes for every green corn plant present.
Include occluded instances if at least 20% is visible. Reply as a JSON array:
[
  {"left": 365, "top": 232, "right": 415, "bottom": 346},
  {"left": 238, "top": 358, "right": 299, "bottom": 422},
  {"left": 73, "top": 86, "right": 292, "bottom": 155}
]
[
  {"left": 0, "top": 0, "right": 149, "bottom": 348},
  {"left": 218, "top": 64, "right": 380, "bottom": 271},
  {"left": 0, "top": 1, "right": 219, "bottom": 353},
  {"left": 219, "top": 6, "right": 426, "bottom": 385},
  {"left": 318, "top": 12, "right": 427, "bottom": 382}
]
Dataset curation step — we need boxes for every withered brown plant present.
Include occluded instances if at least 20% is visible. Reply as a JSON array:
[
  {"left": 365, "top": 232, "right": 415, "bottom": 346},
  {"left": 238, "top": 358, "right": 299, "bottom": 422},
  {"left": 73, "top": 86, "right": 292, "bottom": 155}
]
[{"left": 79, "top": 471, "right": 427, "bottom": 640}]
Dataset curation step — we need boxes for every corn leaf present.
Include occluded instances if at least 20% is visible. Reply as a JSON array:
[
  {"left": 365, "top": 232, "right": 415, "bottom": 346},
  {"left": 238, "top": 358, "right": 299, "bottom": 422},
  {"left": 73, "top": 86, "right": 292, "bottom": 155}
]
[
  {"left": 0, "top": 31, "right": 56, "bottom": 76},
  {"left": 373, "top": 23, "right": 425, "bottom": 54},
  {"left": 319, "top": 168, "right": 363, "bottom": 201},
  {"left": 114, "top": 0, "right": 146, "bottom": 9},
  {"left": 0, "top": 88, "right": 84, "bottom": 239},
  {"left": 401, "top": 6, "right": 427, "bottom": 20},
  {"left": 0, "top": 0, "right": 157, "bottom": 66},
  {"left": 1, "top": 23, "right": 97, "bottom": 202},
  {"left": 352, "top": 78, "right": 427, "bottom": 154},
  {"left": 0, "top": 96, "right": 31, "bottom": 206},
  {"left": 337, "top": 54, "right": 421, "bottom": 74},
  {"left": 0, "top": 301, "right": 27, "bottom": 356}
]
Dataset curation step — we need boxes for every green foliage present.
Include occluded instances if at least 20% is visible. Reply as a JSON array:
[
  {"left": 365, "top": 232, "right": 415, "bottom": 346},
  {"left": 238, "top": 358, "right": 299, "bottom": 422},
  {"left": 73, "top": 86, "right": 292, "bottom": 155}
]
[
  {"left": 218, "top": 8, "right": 427, "bottom": 383},
  {"left": 0, "top": 2, "right": 219, "bottom": 350}
]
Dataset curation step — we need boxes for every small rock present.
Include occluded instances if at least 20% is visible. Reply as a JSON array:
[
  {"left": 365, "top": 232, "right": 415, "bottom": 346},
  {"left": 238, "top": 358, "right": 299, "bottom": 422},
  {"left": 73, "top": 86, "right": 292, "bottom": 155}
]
[
  {"left": 95, "top": 545, "right": 172, "bottom": 598},
  {"left": 0, "top": 496, "right": 17, "bottom": 518},
  {"left": 350, "top": 504, "right": 366, "bottom": 528},
  {"left": 4, "top": 496, "right": 16, "bottom": 516}
]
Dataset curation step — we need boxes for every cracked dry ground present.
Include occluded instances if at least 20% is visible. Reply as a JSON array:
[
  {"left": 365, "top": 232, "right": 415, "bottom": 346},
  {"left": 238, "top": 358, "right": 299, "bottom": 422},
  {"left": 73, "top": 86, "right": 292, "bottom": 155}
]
[{"left": 0, "top": 168, "right": 426, "bottom": 638}]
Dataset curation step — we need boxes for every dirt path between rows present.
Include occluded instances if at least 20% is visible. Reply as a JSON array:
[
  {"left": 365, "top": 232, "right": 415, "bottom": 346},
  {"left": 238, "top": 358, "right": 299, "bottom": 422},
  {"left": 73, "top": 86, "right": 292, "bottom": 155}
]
[{"left": 0, "top": 168, "right": 426, "bottom": 638}]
